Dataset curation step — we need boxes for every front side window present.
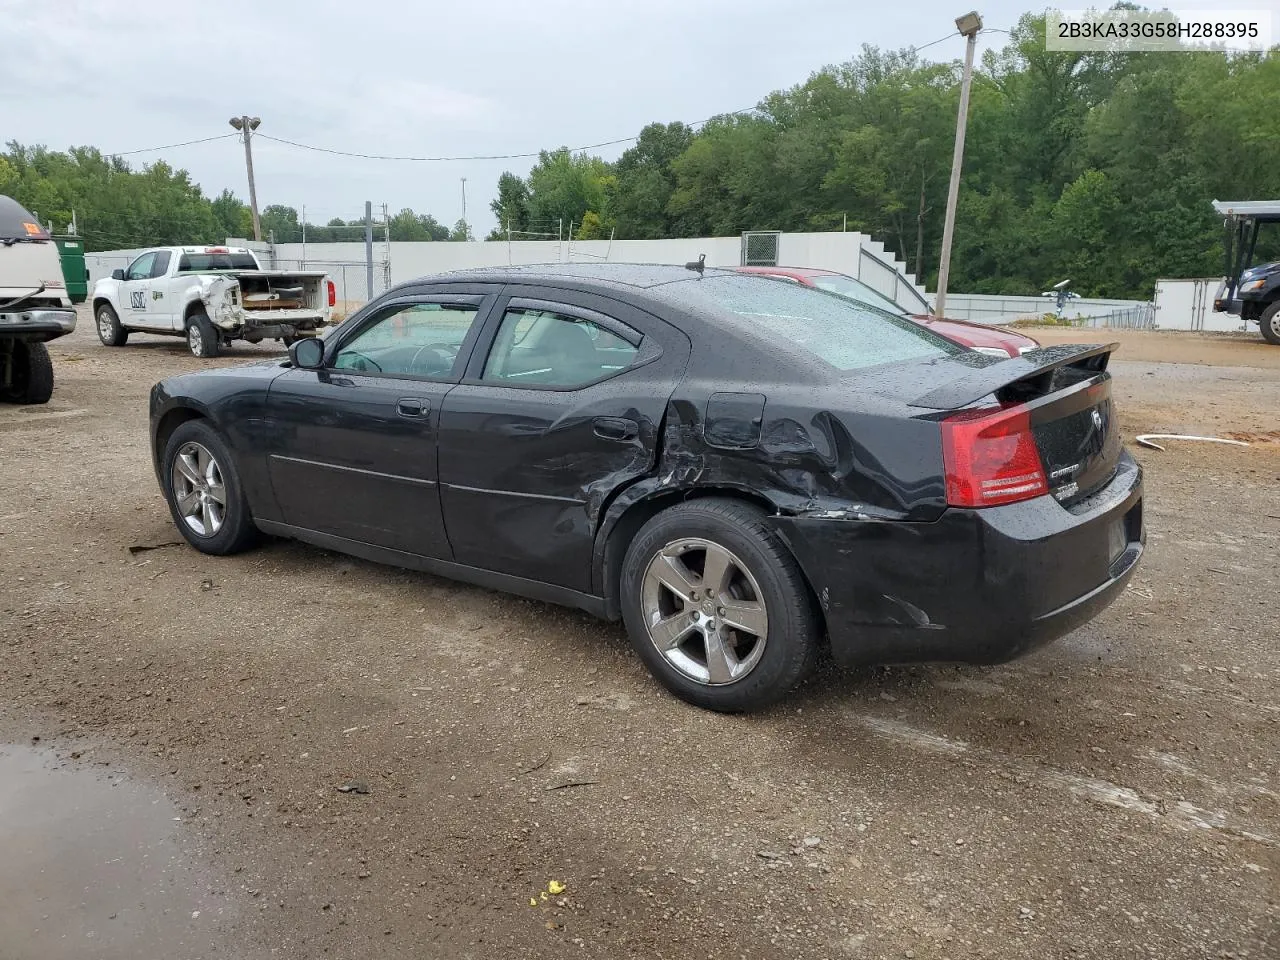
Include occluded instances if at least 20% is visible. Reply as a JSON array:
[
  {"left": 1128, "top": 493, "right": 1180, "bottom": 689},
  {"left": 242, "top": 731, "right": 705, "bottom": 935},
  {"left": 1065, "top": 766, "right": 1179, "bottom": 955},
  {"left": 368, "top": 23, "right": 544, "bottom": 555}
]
[
  {"left": 333, "top": 302, "right": 479, "bottom": 378},
  {"left": 149, "top": 251, "right": 171, "bottom": 278},
  {"left": 125, "top": 252, "right": 156, "bottom": 281},
  {"left": 481, "top": 308, "right": 639, "bottom": 388}
]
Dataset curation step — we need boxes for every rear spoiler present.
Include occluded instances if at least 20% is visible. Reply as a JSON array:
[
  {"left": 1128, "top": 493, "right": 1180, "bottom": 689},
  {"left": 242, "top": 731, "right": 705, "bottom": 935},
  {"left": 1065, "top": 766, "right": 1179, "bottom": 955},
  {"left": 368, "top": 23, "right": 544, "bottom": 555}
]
[{"left": 909, "top": 343, "right": 1118, "bottom": 410}]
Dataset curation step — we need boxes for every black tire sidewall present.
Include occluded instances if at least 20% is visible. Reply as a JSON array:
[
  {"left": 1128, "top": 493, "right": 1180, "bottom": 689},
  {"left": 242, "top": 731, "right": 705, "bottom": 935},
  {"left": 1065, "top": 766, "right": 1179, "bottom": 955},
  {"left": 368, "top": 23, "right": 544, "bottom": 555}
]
[
  {"left": 620, "top": 500, "right": 818, "bottom": 712},
  {"left": 1260, "top": 303, "right": 1280, "bottom": 346},
  {"left": 19, "top": 341, "right": 53, "bottom": 404},
  {"left": 96, "top": 304, "right": 125, "bottom": 346},
  {"left": 187, "top": 311, "right": 220, "bottom": 358},
  {"left": 162, "top": 420, "right": 255, "bottom": 554}
]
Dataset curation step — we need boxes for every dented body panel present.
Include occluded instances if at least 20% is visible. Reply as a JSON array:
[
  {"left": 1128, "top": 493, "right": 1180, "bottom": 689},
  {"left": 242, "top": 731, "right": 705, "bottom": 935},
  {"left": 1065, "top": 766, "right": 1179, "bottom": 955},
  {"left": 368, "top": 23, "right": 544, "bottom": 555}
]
[{"left": 149, "top": 263, "right": 1144, "bottom": 666}]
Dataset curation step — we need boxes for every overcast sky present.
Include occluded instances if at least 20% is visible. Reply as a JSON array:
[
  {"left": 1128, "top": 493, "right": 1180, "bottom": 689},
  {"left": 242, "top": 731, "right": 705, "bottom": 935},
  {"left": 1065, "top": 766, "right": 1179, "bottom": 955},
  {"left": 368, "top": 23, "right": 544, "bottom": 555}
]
[{"left": 6, "top": 0, "right": 1279, "bottom": 238}]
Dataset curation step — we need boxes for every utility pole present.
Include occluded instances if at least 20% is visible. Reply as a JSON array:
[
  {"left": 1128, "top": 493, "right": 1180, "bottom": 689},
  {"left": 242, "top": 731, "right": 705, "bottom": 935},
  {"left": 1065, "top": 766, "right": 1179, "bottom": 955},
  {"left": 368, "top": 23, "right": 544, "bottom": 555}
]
[
  {"left": 933, "top": 11, "right": 982, "bottom": 319},
  {"left": 301, "top": 204, "right": 306, "bottom": 267},
  {"left": 460, "top": 177, "right": 468, "bottom": 240},
  {"left": 228, "top": 116, "right": 263, "bottom": 242},
  {"left": 364, "top": 201, "right": 374, "bottom": 301}
]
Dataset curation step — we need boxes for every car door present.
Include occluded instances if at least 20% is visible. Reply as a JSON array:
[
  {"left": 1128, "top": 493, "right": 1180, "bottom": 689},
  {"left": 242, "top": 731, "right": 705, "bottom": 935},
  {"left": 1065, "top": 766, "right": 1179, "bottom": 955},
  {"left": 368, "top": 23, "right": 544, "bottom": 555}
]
[
  {"left": 438, "top": 288, "right": 691, "bottom": 594},
  {"left": 118, "top": 251, "right": 157, "bottom": 327},
  {"left": 145, "top": 250, "right": 175, "bottom": 328},
  {"left": 264, "top": 287, "right": 498, "bottom": 558}
]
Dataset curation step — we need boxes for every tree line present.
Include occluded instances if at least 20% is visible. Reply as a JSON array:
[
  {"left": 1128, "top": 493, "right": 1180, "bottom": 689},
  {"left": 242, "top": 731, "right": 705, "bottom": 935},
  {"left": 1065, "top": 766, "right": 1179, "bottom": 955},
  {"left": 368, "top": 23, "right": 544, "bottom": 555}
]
[
  {"left": 4, "top": 12, "right": 1276, "bottom": 298},
  {"left": 490, "top": 13, "right": 1278, "bottom": 298},
  {"left": 0, "top": 146, "right": 471, "bottom": 250}
]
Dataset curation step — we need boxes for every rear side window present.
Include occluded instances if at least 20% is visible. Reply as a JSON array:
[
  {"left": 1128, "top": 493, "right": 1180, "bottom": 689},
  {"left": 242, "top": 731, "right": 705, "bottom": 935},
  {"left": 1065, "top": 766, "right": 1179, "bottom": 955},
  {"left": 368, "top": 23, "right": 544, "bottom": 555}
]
[
  {"left": 482, "top": 308, "right": 640, "bottom": 388},
  {"left": 670, "top": 275, "right": 960, "bottom": 371}
]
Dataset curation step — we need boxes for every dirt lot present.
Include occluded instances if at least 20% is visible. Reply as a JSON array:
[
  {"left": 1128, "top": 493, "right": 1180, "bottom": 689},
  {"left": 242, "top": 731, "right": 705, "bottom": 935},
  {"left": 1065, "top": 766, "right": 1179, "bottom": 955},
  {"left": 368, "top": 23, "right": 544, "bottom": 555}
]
[{"left": 1, "top": 313, "right": 1277, "bottom": 959}]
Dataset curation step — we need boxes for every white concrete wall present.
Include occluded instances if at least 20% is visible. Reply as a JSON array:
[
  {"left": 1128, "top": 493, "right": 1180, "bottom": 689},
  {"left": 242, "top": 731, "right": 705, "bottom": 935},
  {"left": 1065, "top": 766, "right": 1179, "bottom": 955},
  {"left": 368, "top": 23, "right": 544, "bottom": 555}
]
[
  {"left": 267, "top": 231, "right": 930, "bottom": 312},
  {"left": 83, "top": 231, "right": 933, "bottom": 313}
]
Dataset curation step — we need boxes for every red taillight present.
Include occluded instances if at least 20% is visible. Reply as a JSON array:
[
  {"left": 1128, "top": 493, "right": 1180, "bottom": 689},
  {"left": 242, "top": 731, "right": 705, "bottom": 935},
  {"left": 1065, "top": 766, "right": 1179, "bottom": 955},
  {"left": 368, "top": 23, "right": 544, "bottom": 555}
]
[
  {"left": 327, "top": 280, "right": 336, "bottom": 307},
  {"left": 941, "top": 405, "right": 1047, "bottom": 508}
]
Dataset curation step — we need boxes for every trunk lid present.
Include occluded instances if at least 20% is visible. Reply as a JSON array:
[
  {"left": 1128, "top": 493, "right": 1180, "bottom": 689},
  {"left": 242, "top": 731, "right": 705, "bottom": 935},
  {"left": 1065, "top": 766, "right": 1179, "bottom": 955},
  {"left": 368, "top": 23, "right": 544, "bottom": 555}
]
[{"left": 904, "top": 343, "right": 1123, "bottom": 507}]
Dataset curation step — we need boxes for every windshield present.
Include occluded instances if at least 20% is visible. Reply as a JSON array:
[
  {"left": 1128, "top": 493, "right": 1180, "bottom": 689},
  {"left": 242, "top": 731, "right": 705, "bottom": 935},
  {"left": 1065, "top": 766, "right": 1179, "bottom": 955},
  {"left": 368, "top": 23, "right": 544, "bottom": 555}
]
[
  {"left": 177, "top": 252, "right": 259, "bottom": 271},
  {"left": 669, "top": 275, "right": 961, "bottom": 371},
  {"left": 808, "top": 273, "right": 907, "bottom": 315}
]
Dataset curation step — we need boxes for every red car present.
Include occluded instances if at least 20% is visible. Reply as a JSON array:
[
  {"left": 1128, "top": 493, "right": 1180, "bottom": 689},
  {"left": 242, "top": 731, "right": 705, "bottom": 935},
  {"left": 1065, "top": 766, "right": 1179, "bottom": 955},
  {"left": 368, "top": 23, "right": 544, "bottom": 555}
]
[{"left": 734, "top": 266, "right": 1039, "bottom": 358}]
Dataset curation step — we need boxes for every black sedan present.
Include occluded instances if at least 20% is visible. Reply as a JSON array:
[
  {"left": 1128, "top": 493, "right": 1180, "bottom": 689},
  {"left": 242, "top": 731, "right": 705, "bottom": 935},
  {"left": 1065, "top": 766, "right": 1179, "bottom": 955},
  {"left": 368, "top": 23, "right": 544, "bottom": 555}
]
[{"left": 149, "top": 264, "right": 1144, "bottom": 711}]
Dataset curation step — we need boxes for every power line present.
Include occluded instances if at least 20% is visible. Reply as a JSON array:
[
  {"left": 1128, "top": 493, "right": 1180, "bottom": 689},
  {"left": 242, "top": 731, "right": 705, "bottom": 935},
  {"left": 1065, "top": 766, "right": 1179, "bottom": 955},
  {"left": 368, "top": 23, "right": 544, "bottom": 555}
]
[
  {"left": 912, "top": 31, "right": 960, "bottom": 52},
  {"left": 252, "top": 109, "right": 757, "bottom": 163},
  {"left": 108, "top": 133, "right": 239, "bottom": 156}
]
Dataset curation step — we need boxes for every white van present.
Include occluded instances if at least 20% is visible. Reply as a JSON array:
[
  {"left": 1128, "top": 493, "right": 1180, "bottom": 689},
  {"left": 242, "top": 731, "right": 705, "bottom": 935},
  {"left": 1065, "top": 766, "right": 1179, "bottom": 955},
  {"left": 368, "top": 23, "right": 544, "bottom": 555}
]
[{"left": 0, "top": 195, "right": 77, "bottom": 403}]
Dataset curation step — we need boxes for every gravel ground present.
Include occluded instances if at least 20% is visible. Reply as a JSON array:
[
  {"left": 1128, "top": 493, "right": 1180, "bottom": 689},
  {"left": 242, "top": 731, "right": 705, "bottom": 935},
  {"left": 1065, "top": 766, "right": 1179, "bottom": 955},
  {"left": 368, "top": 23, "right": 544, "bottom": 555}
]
[{"left": 0, "top": 312, "right": 1276, "bottom": 959}]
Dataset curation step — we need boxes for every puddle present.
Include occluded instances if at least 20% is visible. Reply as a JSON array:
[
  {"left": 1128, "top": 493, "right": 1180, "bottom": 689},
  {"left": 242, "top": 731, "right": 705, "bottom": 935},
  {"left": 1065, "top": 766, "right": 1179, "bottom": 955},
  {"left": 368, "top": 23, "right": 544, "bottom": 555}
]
[{"left": 0, "top": 744, "right": 252, "bottom": 960}]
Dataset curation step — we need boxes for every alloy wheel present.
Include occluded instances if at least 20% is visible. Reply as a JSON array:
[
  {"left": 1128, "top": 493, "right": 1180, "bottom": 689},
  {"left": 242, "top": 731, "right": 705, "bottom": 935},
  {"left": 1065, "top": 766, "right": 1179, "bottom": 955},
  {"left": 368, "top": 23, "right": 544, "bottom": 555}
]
[
  {"left": 171, "top": 441, "right": 226, "bottom": 536},
  {"left": 640, "top": 537, "right": 769, "bottom": 685}
]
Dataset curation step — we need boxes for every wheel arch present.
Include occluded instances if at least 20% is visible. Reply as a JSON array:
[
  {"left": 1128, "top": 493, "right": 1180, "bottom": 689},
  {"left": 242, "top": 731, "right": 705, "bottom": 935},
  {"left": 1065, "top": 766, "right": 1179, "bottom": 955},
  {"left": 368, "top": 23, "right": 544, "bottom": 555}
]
[
  {"left": 152, "top": 404, "right": 210, "bottom": 478},
  {"left": 594, "top": 483, "right": 822, "bottom": 627}
]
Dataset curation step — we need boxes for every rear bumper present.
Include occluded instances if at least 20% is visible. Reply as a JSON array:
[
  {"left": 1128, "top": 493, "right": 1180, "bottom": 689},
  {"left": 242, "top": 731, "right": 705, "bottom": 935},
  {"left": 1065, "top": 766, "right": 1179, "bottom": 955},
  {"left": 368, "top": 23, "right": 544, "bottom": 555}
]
[
  {"left": 0, "top": 308, "right": 77, "bottom": 342},
  {"left": 770, "top": 452, "right": 1145, "bottom": 666}
]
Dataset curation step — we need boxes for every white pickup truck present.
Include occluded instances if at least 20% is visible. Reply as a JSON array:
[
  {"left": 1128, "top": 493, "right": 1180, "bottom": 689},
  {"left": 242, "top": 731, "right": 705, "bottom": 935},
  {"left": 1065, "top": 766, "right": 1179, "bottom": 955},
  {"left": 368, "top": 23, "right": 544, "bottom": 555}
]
[{"left": 91, "top": 246, "right": 334, "bottom": 357}]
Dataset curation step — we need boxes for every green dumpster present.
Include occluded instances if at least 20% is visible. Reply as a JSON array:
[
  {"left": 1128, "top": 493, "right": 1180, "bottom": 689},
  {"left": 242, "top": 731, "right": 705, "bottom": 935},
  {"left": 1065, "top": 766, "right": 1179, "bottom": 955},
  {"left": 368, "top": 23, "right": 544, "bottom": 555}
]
[{"left": 53, "top": 236, "right": 88, "bottom": 304}]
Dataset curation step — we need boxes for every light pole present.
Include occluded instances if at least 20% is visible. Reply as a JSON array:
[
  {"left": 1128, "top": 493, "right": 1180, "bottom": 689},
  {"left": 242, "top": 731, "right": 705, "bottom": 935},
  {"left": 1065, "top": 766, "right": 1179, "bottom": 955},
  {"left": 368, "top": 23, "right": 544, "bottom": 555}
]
[
  {"left": 228, "top": 116, "right": 263, "bottom": 242},
  {"left": 460, "top": 177, "right": 468, "bottom": 241},
  {"left": 933, "top": 11, "right": 982, "bottom": 319}
]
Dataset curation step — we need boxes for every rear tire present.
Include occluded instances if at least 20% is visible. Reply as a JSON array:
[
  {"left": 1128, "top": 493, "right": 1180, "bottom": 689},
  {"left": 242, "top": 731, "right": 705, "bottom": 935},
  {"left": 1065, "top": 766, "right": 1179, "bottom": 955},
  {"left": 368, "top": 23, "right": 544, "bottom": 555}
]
[
  {"left": 619, "top": 498, "right": 820, "bottom": 712},
  {"left": 186, "top": 310, "right": 221, "bottom": 358},
  {"left": 95, "top": 303, "right": 128, "bottom": 346},
  {"left": 1, "top": 341, "right": 54, "bottom": 404},
  {"left": 1260, "top": 302, "right": 1280, "bottom": 346},
  {"left": 162, "top": 419, "right": 258, "bottom": 555}
]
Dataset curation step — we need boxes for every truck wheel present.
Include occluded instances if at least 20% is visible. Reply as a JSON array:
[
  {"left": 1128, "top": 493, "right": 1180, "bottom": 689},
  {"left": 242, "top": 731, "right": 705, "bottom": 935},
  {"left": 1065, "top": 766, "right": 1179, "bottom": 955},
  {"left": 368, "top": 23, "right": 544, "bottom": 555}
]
[
  {"left": 1260, "top": 302, "right": 1280, "bottom": 346},
  {"left": 186, "top": 310, "right": 221, "bottom": 358},
  {"left": 1, "top": 341, "right": 54, "bottom": 404},
  {"left": 619, "top": 498, "right": 821, "bottom": 712},
  {"left": 95, "top": 303, "right": 128, "bottom": 346}
]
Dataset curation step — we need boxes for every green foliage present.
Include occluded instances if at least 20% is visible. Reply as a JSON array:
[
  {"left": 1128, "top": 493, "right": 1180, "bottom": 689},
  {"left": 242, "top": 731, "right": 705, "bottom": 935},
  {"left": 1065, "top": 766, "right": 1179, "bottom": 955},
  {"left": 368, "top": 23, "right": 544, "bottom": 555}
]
[{"left": 488, "top": 21, "right": 1278, "bottom": 298}]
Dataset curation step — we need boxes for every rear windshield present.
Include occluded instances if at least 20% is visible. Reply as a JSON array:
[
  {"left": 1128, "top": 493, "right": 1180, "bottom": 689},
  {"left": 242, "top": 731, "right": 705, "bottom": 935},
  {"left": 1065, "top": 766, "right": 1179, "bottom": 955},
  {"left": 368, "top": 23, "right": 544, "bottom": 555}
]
[
  {"left": 669, "top": 275, "right": 960, "bottom": 371},
  {"left": 807, "top": 273, "right": 907, "bottom": 316},
  {"left": 177, "top": 252, "right": 258, "bottom": 271}
]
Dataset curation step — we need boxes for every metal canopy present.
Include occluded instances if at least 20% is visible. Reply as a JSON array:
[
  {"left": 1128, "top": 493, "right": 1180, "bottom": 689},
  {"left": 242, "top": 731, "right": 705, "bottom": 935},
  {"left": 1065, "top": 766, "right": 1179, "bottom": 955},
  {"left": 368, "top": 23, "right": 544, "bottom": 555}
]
[{"left": 1212, "top": 199, "right": 1280, "bottom": 220}]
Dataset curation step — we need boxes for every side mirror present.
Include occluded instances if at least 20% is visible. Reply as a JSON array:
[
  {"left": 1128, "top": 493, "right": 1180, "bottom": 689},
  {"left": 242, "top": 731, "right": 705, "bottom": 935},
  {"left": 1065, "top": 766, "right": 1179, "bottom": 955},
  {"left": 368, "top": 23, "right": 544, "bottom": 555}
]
[
  {"left": 111, "top": 269, "right": 125, "bottom": 281},
  {"left": 289, "top": 336, "right": 325, "bottom": 369}
]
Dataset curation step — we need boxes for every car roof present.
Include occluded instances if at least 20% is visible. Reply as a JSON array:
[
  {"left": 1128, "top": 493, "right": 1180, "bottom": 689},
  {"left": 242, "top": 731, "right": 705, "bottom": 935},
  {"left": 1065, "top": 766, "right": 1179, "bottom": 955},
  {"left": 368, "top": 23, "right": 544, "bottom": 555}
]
[{"left": 410, "top": 262, "right": 733, "bottom": 289}]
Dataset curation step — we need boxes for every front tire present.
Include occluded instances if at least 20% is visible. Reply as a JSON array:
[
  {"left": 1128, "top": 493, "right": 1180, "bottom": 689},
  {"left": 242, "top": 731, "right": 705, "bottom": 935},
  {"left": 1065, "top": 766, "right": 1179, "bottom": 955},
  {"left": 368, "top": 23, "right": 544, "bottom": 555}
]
[
  {"left": 186, "top": 310, "right": 221, "bottom": 358},
  {"left": 162, "top": 419, "right": 258, "bottom": 555},
  {"left": 0, "top": 341, "right": 54, "bottom": 404},
  {"left": 96, "top": 303, "right": 128, "bottom": 346},
  {"left": 1260, "top": 302, "right": 1280, "bottom": 346},
  {"left": 619, "top": 498, "right": 820, "bottom": 712}
]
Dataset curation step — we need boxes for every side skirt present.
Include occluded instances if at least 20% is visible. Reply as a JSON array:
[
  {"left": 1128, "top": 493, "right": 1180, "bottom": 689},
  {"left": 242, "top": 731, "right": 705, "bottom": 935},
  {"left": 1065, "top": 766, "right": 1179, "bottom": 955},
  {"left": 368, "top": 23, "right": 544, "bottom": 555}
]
[{"left": 255, "top": 519, "right": 609, "bottom": 619}]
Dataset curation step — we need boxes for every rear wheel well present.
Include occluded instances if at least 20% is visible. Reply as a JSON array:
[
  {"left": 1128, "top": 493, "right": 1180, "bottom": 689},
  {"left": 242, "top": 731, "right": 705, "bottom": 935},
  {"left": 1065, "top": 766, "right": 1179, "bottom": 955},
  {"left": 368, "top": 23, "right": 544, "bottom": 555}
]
[
  {"left": 183, "top": 301, "right": 208, "bottom": 325},
  {"left": 154, "top": 407, "right": 207, "bottom": 470},
  {"left": 600, "top": 487, "right": 803, "bottom": 619}
]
